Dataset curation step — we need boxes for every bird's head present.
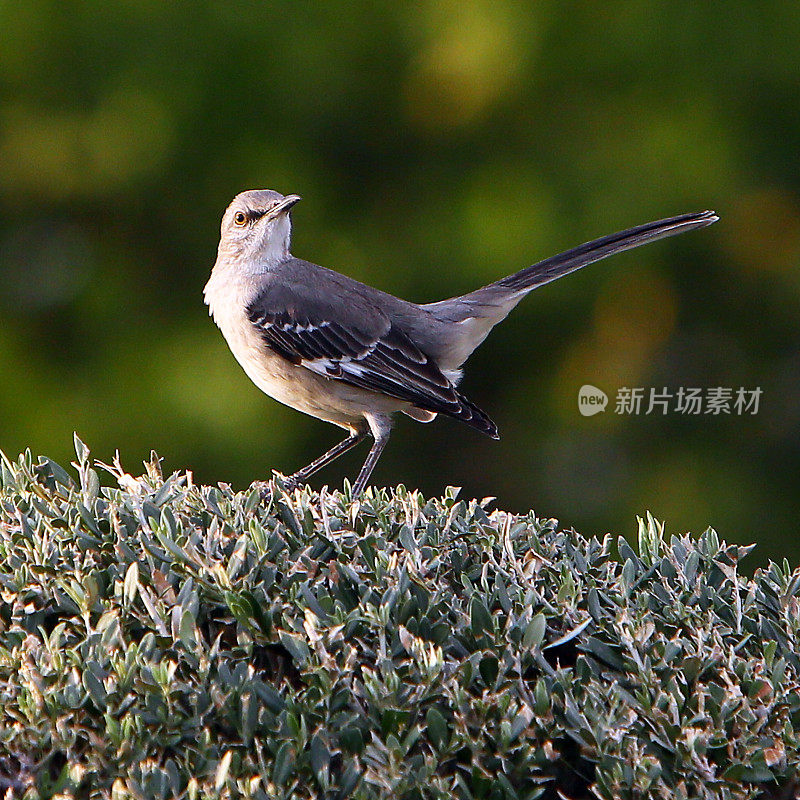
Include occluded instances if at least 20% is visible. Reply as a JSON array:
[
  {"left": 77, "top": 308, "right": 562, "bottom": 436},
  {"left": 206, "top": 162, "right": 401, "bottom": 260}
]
[{"left": 218, "top": 189, "right": 301, "bottom": 265}]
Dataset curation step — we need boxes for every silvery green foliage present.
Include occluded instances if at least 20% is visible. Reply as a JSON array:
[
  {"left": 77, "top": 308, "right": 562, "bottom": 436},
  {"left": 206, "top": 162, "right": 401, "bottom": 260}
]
[{"left": 1, "top": 439, "right": 798, "bottom": 800}]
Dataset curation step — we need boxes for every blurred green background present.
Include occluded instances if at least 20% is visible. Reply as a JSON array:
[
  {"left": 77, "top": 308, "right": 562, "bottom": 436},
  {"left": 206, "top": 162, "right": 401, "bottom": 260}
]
[{"left": 1, "top": 2, "right": 798, "bottom": 565}]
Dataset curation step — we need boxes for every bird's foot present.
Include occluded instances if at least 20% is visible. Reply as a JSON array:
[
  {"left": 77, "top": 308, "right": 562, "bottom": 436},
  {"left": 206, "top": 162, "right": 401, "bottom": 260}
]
[
  {"left": 251, "top": 480, "right": 273, "bottom": 502},
  {"left": 280, "top": 471, "right": 305, "bottom": 492}
]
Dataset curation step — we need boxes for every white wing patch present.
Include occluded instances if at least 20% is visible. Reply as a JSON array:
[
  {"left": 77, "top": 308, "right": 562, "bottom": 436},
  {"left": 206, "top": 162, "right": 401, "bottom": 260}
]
[{"left": 302, "top": 357, "right": 374, "bottom": 380}]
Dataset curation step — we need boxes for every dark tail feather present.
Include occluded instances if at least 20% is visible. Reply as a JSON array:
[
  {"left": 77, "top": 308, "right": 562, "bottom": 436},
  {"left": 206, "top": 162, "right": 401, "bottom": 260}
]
[
  {"left": 451, "top": 391, "right": 500, "bottom": 439},
  {"left": 496, "top": 210, "right": 718, "bottom": 294}
]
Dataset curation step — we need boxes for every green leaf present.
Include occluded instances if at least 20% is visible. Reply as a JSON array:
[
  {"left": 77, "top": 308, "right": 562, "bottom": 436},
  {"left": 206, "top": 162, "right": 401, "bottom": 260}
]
[
  {"left": 340, "top": 727, "right": 364, "bottom": 755},
  {"left": 470, "top": 596, "right": 493, "bottom": 637},
  {"left": 509, "top": 703, "right": 533, "bottom": 742},
  {"left": 279, "top": 631, "right": 310, "bottom": 663},
  {"left": 523, "top": 613, "right": 546, "bottom": 650},
  {"left": 154, "top": 528, "right": 195, "bottom": 567},
  {"left": 310, "top": 733, "right": 330, "bottom": 786},
  {"left": 272, "top": 742, "right": 295, "bottom": 786},
  {"left": 82, "top": 667, "right": 106, "bottom": 705},
  {"left": 426, "top": 707, "right": 449, "bottom": 750},
  {"left": 685, "top": 550, "right": 700, "bottom": 582},
  {"left": 479, "top": 655, "right": 499, "bottom": 686},
  {"left": 339, "top": 762, "right": 362, "bottom": 797},
  {"left": 253, "top": 681, "right": 284, "bottom": 714},
  {"left": 123, "top": 561, "right": 139, "bottom": 604},
  {"left": 621, "top": 558, "right": 636, "bottom": 590},
  {"left": 179, "top": 608, "right": 197, "bottom": 649},
  {"left": 582, "top": 637, "right": 625, "bottom": 671},
  {"left": 399, "top": 524, "right": 417, "bottom": 553},
  {"left": 245, "top": 591, "right": 272, "bottom": 636},
  {"left": 45, "top": 457, "right": 74, "bottom": 487},
  {"left": 723, "top": 763, "right": 776, "bottom": 783},
  {"left": 534, "top": 679, "right": 550, "bottom": 715},
  {"left": 73, "top": 433, "right": 90, "bottom": 464},
  {"left": 224, "top": 591, "right": 255, "bottom": 628}
]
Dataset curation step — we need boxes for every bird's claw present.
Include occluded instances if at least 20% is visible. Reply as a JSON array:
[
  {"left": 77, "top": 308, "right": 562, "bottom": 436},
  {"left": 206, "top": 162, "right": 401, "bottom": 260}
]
[{"left": 252, "top": 480, "right": 273, "bottom": 501}]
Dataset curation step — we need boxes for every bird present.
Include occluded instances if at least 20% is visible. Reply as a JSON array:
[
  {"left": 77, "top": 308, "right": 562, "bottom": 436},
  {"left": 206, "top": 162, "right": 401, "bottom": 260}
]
[{"left": 204, "top": 190, "right": 717, "bottom": 495}]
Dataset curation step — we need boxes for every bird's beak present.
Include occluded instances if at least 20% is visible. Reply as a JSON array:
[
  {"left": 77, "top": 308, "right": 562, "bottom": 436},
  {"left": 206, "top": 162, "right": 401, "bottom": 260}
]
[{"left": 267, "top": 194, "right": 302, "bottom": 218}]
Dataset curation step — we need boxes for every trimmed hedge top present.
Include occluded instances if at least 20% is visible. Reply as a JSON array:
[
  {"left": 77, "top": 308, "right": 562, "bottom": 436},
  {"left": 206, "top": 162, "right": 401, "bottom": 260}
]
[{"left": 0, "top": 440, "right": 799, "bottom": 800}]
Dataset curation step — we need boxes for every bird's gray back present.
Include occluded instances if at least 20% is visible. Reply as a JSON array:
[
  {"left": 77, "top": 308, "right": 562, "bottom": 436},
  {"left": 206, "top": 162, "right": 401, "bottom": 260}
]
[{"left": 269, "top": 257, "right": 441, "bottom": 339}]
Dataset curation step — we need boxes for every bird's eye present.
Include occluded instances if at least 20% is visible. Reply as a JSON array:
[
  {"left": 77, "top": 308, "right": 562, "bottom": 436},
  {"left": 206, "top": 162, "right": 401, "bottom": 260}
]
[{"left": 233, "top": 211, "right": 247, "bottom": 226}]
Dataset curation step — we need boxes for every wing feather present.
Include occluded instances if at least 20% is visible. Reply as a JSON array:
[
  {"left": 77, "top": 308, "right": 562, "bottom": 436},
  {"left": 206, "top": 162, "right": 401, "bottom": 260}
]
[{"left": 246, "top": 285, "right": 498, "bottom": 437}]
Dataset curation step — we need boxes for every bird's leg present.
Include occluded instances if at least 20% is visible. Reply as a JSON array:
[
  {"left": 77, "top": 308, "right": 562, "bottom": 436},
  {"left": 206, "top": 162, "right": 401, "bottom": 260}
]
[
  {"left": 352, "top": 430, "right": 391, "bottom": 497},
  {"left": 286, "top": 431, "right": 368, "bottom": 488}
]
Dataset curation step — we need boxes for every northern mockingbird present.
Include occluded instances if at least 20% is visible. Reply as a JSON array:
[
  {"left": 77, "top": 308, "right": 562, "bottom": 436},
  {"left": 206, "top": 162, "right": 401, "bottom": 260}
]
[{"left": 205, "top": 190, "right": 717, "bottom": 495}]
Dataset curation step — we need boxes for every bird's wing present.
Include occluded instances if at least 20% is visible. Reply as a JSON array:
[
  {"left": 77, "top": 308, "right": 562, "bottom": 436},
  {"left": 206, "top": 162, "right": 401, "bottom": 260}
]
[{"left": 246, "top": 278, "right": 498, "bottom": 436}]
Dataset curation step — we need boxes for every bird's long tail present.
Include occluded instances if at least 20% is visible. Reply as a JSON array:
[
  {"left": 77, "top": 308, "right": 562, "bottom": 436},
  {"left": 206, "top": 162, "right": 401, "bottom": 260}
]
[
  {"left": 493, "top": 209, "right": 718, "bottom": 294},
  {"left": 423, "top": 210, "right": 718, "bottom": 371}
]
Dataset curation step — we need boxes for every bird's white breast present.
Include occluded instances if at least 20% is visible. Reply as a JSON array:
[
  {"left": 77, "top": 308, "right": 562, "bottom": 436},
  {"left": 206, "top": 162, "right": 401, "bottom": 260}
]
[{"left": 204, "top": 267, "right": 404, "bottom": 429}]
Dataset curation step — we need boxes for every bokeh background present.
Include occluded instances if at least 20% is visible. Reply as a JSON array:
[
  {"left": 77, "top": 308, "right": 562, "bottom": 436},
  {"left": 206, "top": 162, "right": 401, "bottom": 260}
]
[{"left": 1, "top": 2, "right": 798, "bottom": 566}]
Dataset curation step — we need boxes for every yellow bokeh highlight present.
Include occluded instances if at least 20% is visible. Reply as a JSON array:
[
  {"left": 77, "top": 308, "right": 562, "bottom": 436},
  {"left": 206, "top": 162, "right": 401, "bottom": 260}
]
[
  {"left": 0, "top": 87, "right": 174, "bottom": 199},
  {"left": 403, "top": 1, "right": 536, "bottom": 131},
  {"left": 724, "top": 185, "right": 800, "bottom": 289},
  {"left": 552, "top": 266, "right": 677, "bottom": 422}
]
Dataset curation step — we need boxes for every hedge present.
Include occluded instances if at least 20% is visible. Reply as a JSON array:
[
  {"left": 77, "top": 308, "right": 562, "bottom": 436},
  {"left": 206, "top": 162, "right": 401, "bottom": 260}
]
[{"left": 0, "top": 439, "right": 798, "bottom": 799}]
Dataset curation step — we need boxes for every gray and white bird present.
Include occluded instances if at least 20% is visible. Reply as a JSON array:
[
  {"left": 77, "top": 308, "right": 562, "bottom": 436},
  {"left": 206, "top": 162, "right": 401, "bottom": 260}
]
[{"left": 204, "top": 190, "right": 717, "bottom": 495}]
